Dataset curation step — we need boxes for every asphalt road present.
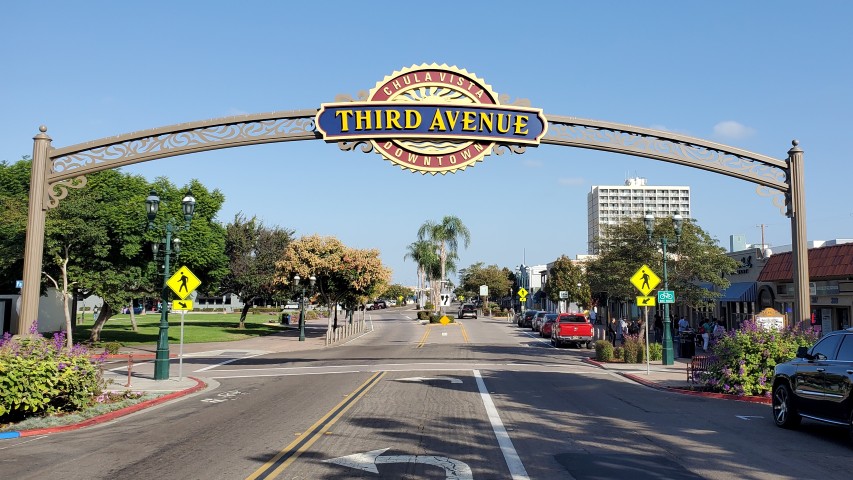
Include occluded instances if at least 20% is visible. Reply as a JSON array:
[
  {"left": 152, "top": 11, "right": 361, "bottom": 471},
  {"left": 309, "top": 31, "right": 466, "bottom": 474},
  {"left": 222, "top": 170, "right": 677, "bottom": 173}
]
[{"left": 2, "top": 309, "right": 852, "bottom": 479}]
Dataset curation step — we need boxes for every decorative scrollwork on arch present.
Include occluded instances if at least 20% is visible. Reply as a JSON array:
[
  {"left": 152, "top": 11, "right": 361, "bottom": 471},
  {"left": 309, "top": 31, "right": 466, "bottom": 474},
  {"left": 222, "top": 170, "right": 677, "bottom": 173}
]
[
  {"left": 543, "top": 121, "right": 789, "bottom": 191},
  {"left": 756, "top": 186, "right": 789, "bottom": 216},
  {"left": 493, "top": 144, "right": 526, "bottom": 155},
  {"left": 46, "top": 176, "right": 87, "bottom": 209},
  {"left": 49, "top": 116, "right": 317, "bottom": 179},
  {"left": 337, "top": 140, "right": 374, "bottom": 154}
]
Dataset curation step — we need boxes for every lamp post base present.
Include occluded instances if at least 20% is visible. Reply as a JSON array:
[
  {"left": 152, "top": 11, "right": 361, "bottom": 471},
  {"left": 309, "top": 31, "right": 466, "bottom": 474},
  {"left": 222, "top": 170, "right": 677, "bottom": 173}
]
[
  {"left": 661, "top": 319, "right": 674, "bottom": 366},
  {"left": 154, "top": 311, "right": 171, "bottom": 380}
]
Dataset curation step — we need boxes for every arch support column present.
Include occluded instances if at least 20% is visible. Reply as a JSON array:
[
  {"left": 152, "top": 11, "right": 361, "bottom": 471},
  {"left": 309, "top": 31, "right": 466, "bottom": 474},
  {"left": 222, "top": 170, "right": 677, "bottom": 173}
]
[
  {"left": 17, "top": 127, "right": 52, "bottom": 335},
  {"left": 787, "top": 141, "right": 810, "bottom": 326}
]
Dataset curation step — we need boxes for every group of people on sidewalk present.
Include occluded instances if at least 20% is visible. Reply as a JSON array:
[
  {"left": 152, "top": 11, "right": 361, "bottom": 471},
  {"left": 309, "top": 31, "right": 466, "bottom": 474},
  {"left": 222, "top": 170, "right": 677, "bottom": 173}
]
[{"left": 606, "top": 312, "right": 726, "bottom": 354}]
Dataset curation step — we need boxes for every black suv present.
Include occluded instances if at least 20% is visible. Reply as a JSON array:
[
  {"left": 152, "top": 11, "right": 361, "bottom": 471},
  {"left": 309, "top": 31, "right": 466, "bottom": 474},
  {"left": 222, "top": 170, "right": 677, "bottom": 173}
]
[
  {"left": 458, "top": 304, "right": 477, "bottom": 319},
  {"left": 772, "top": 328, "right": 853, "bottom": 441},
  {"left": 518, "top": 309, "right": 538, "bottom": 328}
]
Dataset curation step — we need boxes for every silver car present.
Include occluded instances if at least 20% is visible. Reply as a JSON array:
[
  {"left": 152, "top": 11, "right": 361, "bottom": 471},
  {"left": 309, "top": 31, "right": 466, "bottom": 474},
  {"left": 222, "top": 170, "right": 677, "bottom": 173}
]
[{"left": 532, "top": 311, "right": 550, "bottom": 332}]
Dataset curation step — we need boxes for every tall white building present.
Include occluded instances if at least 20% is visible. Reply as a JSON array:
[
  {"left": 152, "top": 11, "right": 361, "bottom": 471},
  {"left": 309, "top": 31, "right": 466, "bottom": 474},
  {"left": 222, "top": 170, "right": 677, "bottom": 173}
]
[{"left": 587, "top": 177, "right": 691, "bottom": 254}]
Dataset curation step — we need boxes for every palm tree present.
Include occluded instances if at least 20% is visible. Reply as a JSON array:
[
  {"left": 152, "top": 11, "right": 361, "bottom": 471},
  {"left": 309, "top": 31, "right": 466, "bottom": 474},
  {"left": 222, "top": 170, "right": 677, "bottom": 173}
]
[
  {"left": 404, "top": 240, "right": 438, "bottom": 308},
  {"left": 417, "top": 216, "right": 471, "bottom": 311}
]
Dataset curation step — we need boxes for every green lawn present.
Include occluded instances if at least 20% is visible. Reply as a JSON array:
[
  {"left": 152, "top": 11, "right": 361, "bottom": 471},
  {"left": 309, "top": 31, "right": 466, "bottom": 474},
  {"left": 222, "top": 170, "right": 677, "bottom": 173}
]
[{"left": 73, "top": 312, "right": 298, "bottom": 345}]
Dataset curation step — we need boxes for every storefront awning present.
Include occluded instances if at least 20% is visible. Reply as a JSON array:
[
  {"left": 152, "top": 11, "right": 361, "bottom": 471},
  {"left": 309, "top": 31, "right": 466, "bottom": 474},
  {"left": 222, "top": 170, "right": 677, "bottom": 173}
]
[{"left": 720, "top": 282, "right": 757, "bottom": 302}]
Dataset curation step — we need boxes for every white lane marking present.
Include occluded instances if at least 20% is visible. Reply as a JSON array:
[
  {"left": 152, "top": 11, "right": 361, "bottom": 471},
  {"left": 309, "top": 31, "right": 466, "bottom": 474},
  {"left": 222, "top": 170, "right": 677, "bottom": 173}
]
[
  {"left": 736, "top": 415, "right": 763, "bottom": 420},
  {"left": 473, "top": 370, "right": 529, "bottom": 480},
  {"left": 209, "top": 370, "right": 365, "bottom": 379},
  {"left": 208, "top": 367, "right": 613, "bottom": 380},
  {"left": 325, "top": 448, "right": 473, "bottom": 479},
  {"left": 194, "top": 353, "right": 266, "bottom": 372},
  {"left": 0, "top": 435, "right": 48, "bottom": 450},
  {"left": 398, "top": 376, "right": 463, "bottom": 384},
  {"left": 519, "top": 329, "right": 555, "bottom": 347}
]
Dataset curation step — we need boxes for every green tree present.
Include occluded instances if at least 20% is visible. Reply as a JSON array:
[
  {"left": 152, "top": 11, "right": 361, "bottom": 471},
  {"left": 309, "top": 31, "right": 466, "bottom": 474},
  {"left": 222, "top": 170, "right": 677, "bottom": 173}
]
[
  {"left": 87, "top": 175, "right": 229, "bottom": 342},
  {"left": 544, "top": 255, "right": 589, "bottom": 310},
  {"left": 587, "top": 216, "right": 738, "bottom": 315},
  {"left": 458, "top": 262, "right": 512, "bottom": 303},
  {"left": 417, "top": 216, "right": 470, "bottom": 311},
  {"left": 382, "top": 284, "right": 414, "bottom": 304},
  {"left": 0, "top": 158, "right": 33, "bottom": 294},
  {"left": 404, "top": 240, "right": 438, "bottom": 307},
  {"left": 220, "top": 213, "right": 294, "bottom": 329}
]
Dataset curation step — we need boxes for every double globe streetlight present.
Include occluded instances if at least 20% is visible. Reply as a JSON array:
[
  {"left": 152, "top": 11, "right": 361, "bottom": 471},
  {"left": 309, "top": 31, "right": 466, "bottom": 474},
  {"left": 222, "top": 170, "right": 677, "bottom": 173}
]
[
  {"left": 146, "top": 190, "right": 196, "bottom": 380},
  {"left": 293, "top": 274, "right": 315, "bottom": 342},
  {"left": 644, "top": 210, "right": 683, "bottom": 366}
]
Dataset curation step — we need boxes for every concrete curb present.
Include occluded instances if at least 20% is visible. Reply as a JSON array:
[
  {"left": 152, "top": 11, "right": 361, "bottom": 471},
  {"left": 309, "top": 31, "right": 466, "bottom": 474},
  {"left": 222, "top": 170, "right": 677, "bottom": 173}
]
[
  {"left": 0, "top": 377, "right": 207, "bottom": 439},
  {"left": 583, "top": 358, "right": 771, "bottom": 405}
]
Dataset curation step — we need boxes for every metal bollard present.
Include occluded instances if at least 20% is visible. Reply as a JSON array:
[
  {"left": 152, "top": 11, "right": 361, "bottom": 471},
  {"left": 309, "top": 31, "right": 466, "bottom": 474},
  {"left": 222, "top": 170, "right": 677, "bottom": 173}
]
[{"left": 125, "top": 353, "right": 133, "bottom": 388}]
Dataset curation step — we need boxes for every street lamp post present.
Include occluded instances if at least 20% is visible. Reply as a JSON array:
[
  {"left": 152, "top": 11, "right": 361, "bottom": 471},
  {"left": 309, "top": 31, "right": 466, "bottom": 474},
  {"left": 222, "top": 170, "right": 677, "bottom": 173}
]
[
  {"left": 146, "top": 190, "right": 196, "bottom": 380},
  {"left": 645, "top": 210, "right": 683, "bottom": 366},
  {"left": 293, "top": 274, "right": 316, "bottom": 342}
]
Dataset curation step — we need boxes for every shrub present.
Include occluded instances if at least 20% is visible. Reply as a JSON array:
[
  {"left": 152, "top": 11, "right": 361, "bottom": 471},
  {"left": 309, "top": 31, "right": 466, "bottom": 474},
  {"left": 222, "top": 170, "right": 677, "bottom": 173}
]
[
  {"left": 622, "top": 335, "right": 642, "bottom": 363},
  {"left": 703, "top": 319, "right": 819, "bottom": 396},
  {"left": 595, "top": 340, "right": 613, "bottom": 362},
  {"left": 649, "top": 342, "right": 663, "bottom": 361},
  {"left": 0, "top": 330, "right": 105, "bottom": 423},
  {"left": 613, "top": 347, "right": 624, "bottom": 362},
  {"left": 103, "top": 342, "right": 121, "bottom": 355},
  {"left": 424, "top": 302, "right": 435, "bottom": 311},
  {"left": 417, "top": 310, "right": 431, "bottom": 321},
  {"left": 429, "top": 314, "right": 455, "bottom": 323}
]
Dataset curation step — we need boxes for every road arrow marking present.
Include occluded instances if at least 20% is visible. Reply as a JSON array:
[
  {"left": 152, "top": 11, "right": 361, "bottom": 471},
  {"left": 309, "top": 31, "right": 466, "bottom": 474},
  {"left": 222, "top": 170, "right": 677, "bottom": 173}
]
[
  {"left": 736, "top": 415, "right": 763, "bottom": 420},
  {"left": 324, "top": 448, "right": 473, "bottom": 479},
  {"left": 397, "top": 376, "right": 463, "bottom": 384}
]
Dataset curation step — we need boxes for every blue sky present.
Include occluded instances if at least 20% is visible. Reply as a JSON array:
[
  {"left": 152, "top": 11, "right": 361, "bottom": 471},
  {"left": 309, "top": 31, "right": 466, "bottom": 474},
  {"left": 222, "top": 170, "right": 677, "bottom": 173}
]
[{"left": 2, "top": 1, "right": 852, "bottom": 286}]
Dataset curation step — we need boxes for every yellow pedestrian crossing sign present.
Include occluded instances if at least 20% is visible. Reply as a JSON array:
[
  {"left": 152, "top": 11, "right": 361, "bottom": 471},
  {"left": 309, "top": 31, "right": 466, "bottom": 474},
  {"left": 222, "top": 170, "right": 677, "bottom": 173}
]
[
  {"left": 517, "top": 287, "right": 528, "bottom": 298},
  {"left": 172, "top": 299, "right": 194, "bottom": 311},
  {"left": 636, "top": 296, "right": 657, "bottom": 307},
  {"left": 630, "top": 265, "right": 660, "bottom": 296},
  {"left": 167, "top": 266, "right": 201, "bottom": 300}
]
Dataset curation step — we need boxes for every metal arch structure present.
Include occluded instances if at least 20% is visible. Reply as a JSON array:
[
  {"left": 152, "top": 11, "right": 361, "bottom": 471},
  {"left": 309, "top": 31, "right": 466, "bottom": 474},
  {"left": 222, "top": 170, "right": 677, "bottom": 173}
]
[{"left": 17, "top": 111, "right": 809, "bottom": 334}]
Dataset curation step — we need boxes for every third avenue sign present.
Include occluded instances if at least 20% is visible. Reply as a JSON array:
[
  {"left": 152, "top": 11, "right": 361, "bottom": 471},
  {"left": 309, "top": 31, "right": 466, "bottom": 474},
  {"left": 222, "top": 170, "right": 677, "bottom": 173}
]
[{"left": 315, "top": 64, "right": 548, "bottom": 174}]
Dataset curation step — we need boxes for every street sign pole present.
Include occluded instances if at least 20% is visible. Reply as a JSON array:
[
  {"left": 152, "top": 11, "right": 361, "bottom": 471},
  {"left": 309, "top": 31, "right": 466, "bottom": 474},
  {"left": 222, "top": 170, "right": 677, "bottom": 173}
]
[
  {"left": 644, "top": 306, "right": 650, "bottom": 375},
  {"left": 178, "top": 310, "right": 186, "bottom": 381}
]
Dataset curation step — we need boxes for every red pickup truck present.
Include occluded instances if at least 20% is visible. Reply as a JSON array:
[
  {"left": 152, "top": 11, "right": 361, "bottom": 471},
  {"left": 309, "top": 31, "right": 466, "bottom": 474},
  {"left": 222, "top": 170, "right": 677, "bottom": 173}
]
[{"left": 551, "top": 313, "right": 594, "bottom": 349}]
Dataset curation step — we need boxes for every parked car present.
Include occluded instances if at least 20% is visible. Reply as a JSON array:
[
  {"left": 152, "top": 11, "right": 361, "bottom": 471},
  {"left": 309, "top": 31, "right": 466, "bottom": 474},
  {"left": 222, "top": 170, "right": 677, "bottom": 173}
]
[
  {"left": 457, "top": 304, "right": 477, "bottom": 319},
  {"left": 771, "top": 328, "right": 853, "bottom": 442},
  {"left": 519, "top": 310, "right": 539, "bottom": 328},
  {"left": 539, "top": 313, "right": 559, "bottom": 337},
  {"left": 552, "top": 313, "right": 594, "bottom": 348},
  {"left": 532, "top": 311, "right": 550, "bottom": 332},
  {"left": 374, "top": 300, "right": 388, "bottom": 309}
]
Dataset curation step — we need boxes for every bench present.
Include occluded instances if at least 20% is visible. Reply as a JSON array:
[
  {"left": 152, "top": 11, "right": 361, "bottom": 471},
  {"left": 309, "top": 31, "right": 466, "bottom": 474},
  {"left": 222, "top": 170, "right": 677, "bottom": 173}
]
[{"left": 687, "top": 355, "right": 712, "bottom": 384}]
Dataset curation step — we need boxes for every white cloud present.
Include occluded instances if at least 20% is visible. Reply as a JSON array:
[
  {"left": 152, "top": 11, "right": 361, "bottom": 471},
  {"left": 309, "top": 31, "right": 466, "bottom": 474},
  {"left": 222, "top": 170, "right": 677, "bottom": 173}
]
[
  {"left": 523, "top": 159, "right": 543, "bottom": 168},
  {"left": 558, "top": 177, "right": 585, "bottom": 186},
  {"left": 713, "top": 120, "right": 756, "bottom": 140}
]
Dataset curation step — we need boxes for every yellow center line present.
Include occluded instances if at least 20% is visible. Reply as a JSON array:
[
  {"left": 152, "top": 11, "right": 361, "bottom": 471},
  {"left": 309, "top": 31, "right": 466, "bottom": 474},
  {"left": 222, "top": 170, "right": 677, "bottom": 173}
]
[
  {"left": 458, "top": 321, "right": 470, "bottom": 344},
  {"left": 416, "top": 324, "right": 433, "bottom": 348},
  {"left": 246, "top": 371, "right": 386, "bottom": 479}
]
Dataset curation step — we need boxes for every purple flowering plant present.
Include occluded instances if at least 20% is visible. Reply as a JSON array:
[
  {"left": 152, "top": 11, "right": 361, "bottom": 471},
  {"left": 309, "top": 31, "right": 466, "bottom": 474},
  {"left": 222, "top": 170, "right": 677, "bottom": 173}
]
[
  {"left": 0, "top": 322, "right": 105, "bottom": 422},
  {"left": 701, "top": 319, "right": 818, "bottom": 396}
]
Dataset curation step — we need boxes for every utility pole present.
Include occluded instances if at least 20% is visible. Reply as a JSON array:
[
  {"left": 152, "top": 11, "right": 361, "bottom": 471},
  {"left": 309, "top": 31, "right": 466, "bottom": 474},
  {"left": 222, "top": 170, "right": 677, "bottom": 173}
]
[{"left": 757, "top": 224, "right": 767, "bottom": 249}]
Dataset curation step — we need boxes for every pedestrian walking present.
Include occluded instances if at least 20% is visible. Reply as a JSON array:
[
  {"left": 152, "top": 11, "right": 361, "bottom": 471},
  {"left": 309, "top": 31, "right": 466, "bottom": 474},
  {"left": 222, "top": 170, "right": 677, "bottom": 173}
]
[
  {"left": 653, "top": 312, "right": 663, "bottom": 343},
  {"left": 608, "top": 318, "right": 617, "bottom": 346}
]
